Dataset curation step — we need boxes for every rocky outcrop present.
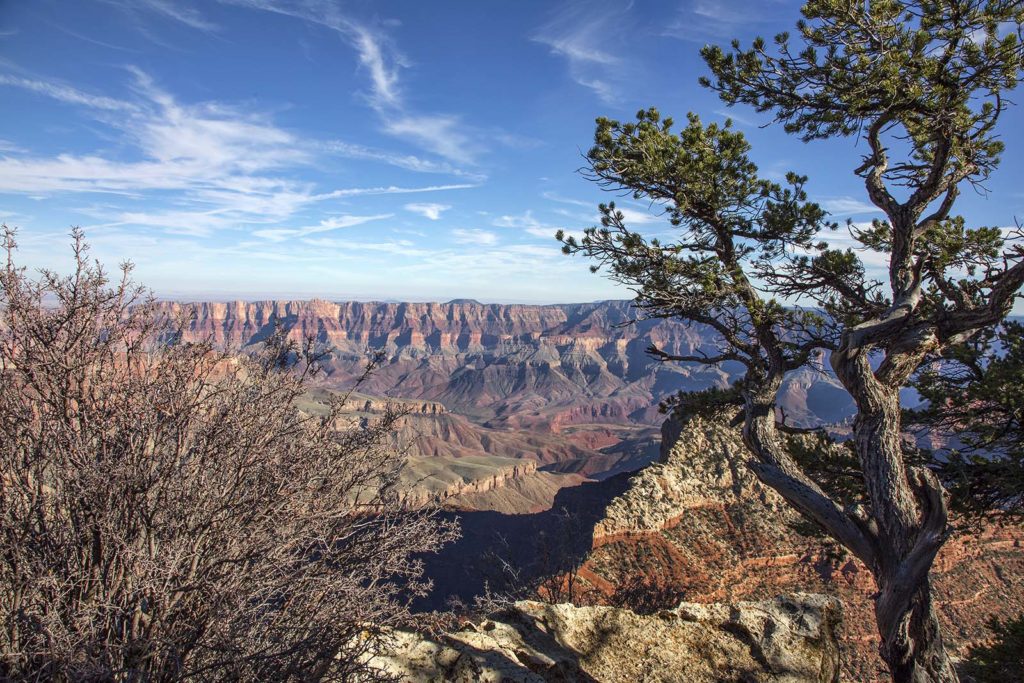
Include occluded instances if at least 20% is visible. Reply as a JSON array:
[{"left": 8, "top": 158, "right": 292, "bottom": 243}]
[
  {"left": 593, "top": 412, "right": 791, "bottom": 541},
  {"left": 350, "top": 396, "right": 447, "bottom": 415},
  {"left": 576, "top": 412, "right": 1024, "bottom": 681},
  {"left": 373, "top": 595, "right": 842, "bottom": 682},
  {"left": 398, "top": 456, "right": 542, "bottom": 509}
]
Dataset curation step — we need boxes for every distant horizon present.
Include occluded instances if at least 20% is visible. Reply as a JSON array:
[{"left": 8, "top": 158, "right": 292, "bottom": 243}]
[{"left": 152, "top": 293, "right": 635, "bottom": 306}]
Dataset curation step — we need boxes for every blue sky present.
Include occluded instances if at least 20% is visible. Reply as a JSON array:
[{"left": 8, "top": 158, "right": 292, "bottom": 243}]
[{"left": 1, "top": 0, "right": 1023, "bottom": 304}]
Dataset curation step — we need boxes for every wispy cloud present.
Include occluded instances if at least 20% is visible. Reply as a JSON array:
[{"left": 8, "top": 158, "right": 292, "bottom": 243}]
[
  {"left": 493, "top": 210, "right": 559, "bottom": 238},
  {"left": 0, "top": 74, "right": 137, "bottom": 112},
  {"left": 91, "top": 208, "right": 254, "bottom": 237},
  {"left": 493, "top": 208, "right": 600, "bottom": 243},
  {"left": 253, "top": 213, "right": 393, "bottom": 242},
  {"left": 405, "top": 202, "right": 450, "bottom": 220},
  {"left": 382, "top": 115, "right": 480, "bottom": 166},
  {"left": 451, "top": 228, "right": 498, "bottom": 246},
  {"left": 346, "top": 22, "right": 404, "bottom": 109},
  {"left": 0, "top": 67, "right": 479, "bottom": 238},
  {"left": 0, "top": 139, "right": 26, "bottom": 154},
  {"left": 391, "top": 242, "right": 570, "bottom": 290},
  {"left": 243, "top": 0, "right": 406, "bottom": 110},
  {"left": 819, "top": 197, "right": 881, "bottom": 216},
  {"left": 0, "top": 70, "right": 304, "bottom": 200},
  {"left": 138, "top": 0, "right": 220, "bottom": 31},
  {"left": 299, "top": 236, "right": 432, "bottom": 258},
  {"left": 541, "top": 192, "right": 666, "bottom": 226},
  {"left": 532, "top": 2, "right": 633, "bottom": 103},
  {"left": 224, "top": 0, "right": 406, "bottom": 109},
  {"left": 664, "top": 0, "right": 789, "bottom": 42},
  {"left": 100, "top": 0, "right": 220, "bottom": 35},
  {"left": 47, "top": 21, "right": 139, "bottom": 52},
  {"left": 324, "top": 140, "right": 484, "bottom": 179},
  {"left": 541, "top": 191, "right": 591, "bottom": 208},
  {"left": 221, "top": 0, "right": 482, "bottom": 165},
  {"left": 326, "top": 184, "right": 475, "bottom": 198}
]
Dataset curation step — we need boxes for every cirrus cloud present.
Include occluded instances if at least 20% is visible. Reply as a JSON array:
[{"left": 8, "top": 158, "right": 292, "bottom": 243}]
[
  {"left": 451, "top": 228, "right": 498, "bottom": 246},
  {"left": 405, "top": 202, "right": 451, "bottom": 220}
]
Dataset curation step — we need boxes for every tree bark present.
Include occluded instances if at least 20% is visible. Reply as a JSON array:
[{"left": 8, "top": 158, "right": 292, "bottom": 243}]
[
  {"left": 877, "top": 578, "right": 958, "bottom": 683},
  {"left": 833, "top": 345, "right": 959, "bottom": 683}
]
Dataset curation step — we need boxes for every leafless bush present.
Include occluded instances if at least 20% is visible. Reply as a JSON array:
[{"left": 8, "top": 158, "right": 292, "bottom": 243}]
[
  {"left": 606, "top": 575, "right": 686, "bottom": 615},
  {"left": 0, "top": 228, "right": 458, "bottom": 681},
  {"left": 457, "top": 508, "right": 600, "bottom": 616}
]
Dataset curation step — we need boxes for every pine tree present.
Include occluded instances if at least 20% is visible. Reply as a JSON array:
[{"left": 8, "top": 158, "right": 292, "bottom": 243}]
[{"left": 560, "top": 2, "right": 1024, "bottom": 680}]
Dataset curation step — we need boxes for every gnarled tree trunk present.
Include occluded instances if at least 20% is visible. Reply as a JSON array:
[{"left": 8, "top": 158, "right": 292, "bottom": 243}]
[
  {"left": 877, "top": 578, "right": 957, "bottom": 683},
  {"left": 835, "top": 345, "right": 958, "bottom": 683}
]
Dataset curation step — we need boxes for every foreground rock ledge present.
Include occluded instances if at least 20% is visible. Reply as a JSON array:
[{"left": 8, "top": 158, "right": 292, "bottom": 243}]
[{"left": 372, "top": 593, "right": 842, "bottom": 682}]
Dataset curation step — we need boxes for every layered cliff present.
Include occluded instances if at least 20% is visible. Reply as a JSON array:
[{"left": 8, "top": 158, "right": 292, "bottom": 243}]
[
  {"left": 576, "top": 413, "right": 1024, "bottom": 681},
  {"left": 393, "top": 453, "right": 590, "bottom": 514},
  {"left": 158, "top": 299, "right": 849, "bottom": 432}
]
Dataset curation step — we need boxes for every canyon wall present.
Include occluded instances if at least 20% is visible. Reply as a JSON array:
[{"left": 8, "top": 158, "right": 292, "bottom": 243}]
[
  {"left": 156, "top": 298, "right": 862, "bottom": 512},
  {"left": 159, "top": 298, "right": 853, "bottom": 432},
  {"left": 578, "top": 413, "right": 1024, "bottom": 681}
]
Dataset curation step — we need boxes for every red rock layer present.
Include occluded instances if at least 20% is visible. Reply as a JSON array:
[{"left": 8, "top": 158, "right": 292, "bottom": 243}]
[
  {"left": 155, "top": 299, "right": 852, "bottom": 433},
  {"left": 578, "top": 414, "right": 1024, "bottom": 681}
]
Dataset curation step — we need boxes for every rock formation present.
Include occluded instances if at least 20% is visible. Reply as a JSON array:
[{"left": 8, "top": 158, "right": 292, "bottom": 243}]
[
  {"left": 593, "top": 412, "right": 793, "bottom": 540},
  {"left": 576, "top": 412, "right": 1024, "bottom": 681},
  {"left": 156, "top": 298, "right": 860, "bottom": 511},
  {"left": 157, "top": 299, "right": 850, "bottom": 433},
  {"left": 373, "top": 595, "right": 842, "bottom": 682},
  {"left": 397, "top": 456, "right": 586, "bottom": 513}
]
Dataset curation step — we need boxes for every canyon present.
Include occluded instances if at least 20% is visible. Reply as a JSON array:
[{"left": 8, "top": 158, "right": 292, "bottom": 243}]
[
  {"left": 159, "top": 298, "right": 853, "bottom": 509},
  {"left": 160, "top": 297, "right": 1023, "bottom": 680}
]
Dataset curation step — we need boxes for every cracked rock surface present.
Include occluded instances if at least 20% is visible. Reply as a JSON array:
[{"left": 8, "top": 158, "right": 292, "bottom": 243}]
[{"left": 371, "top": 594, "right": 842, "bottom": 682}]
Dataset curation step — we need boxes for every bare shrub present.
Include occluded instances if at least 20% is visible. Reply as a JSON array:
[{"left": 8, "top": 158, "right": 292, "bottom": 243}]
[
  {"left": 0, "top": 228, "right": 458, "bottom": 681},
  {"left": 457, "top": 508, "right": 601, "bottom": 616},
  {"left": 606, "top": 575, "right": 686, "bottom": 616}
]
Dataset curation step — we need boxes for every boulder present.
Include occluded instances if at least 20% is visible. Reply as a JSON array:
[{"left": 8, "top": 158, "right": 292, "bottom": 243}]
[{"left": 371, "top": 594, "right": 842, "bottom": 682}]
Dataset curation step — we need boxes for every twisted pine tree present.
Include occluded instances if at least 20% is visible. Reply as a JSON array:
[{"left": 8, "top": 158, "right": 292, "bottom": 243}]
[{"left": 559, "top": 2, "right": 1024, "bottom": 681}]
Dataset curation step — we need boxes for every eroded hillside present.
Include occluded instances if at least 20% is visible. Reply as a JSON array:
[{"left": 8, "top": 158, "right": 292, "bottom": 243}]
[
  {"left": 576, "top": 413, "right": 1024, "bottom": 681},
  {"left": 159, "top": 299, "right": 855, "bottom": 510},
  {"left": 158, "top": 299, "right": 853, "bottom": 430}
]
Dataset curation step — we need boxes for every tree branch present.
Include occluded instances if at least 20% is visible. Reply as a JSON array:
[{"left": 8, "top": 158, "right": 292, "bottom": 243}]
[{"left": 647, "top": 343, "right": 751, "bottom": 368}]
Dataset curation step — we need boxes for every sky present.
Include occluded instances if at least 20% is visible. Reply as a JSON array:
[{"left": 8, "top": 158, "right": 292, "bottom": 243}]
[{"left": 1, "top": 0, "right": 1023, "bottom": 304}]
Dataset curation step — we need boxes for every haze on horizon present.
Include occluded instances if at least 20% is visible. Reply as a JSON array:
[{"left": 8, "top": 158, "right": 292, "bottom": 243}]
[{"left": 2, "top": 0, "right": 1024, "bottom": 307}]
